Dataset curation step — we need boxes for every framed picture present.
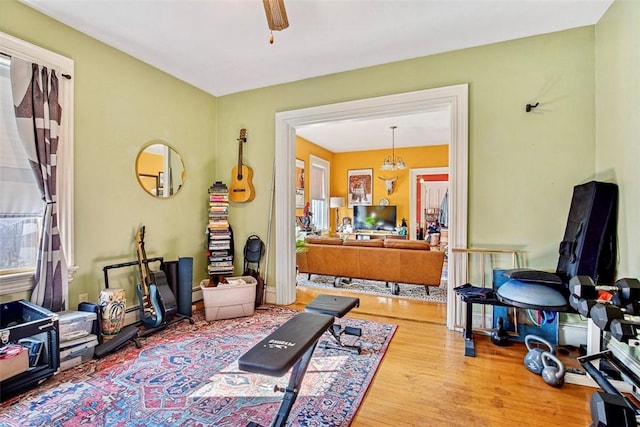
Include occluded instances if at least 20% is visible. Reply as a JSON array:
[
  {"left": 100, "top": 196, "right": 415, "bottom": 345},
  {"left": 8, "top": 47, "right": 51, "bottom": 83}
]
[
  {"left": 295, "top": 159, "right": 305, "bottom": 207},
  {"left": 347, "top": 168, "right": 373, "bottom": 207}
]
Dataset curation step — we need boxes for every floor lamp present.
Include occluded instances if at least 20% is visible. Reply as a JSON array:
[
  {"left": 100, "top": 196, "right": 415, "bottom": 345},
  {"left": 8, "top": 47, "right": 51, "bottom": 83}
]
[{"left": 329, "top": 196, "right": 345, "bottom": 234}]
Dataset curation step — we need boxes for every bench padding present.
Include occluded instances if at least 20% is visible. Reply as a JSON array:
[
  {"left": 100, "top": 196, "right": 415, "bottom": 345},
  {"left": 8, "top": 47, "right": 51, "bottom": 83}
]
[
  {"left": 305, "top": 295, "right": 359, "bottom": 318},
  {"left": 238, "top": 313, "right": 334, "bottom": 377}
]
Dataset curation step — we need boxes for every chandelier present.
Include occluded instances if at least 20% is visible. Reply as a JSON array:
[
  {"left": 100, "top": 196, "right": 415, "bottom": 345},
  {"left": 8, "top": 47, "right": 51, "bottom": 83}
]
[
  {"left": 263, "top": 0, "right": 289, "bottom": 44},
  {"left": 381, "top": 125, "right": 406, "bottom": 171}
]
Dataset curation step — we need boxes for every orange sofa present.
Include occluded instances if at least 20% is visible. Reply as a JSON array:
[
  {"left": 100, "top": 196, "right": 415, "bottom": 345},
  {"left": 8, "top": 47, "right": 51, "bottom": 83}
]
[{"left": 296, "top": 236, "right": 445, "bottom": 295}]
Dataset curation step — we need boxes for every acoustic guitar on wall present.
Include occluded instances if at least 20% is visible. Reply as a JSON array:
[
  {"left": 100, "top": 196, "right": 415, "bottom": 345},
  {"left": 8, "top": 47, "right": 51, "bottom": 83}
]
[{"left": 229, "top": 128, "right": 255, "bottom": 203}]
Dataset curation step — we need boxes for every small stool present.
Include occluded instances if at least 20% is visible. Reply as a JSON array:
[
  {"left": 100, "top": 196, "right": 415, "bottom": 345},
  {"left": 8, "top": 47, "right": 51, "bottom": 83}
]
[{"left": 305, "top": 294, "right": 361, "bottom": 354}]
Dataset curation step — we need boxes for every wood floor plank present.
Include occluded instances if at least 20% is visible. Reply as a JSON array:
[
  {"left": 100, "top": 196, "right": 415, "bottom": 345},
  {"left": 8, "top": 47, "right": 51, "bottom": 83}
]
[{"left": 291, "top": 286, "right": 595, "bottom": 426}]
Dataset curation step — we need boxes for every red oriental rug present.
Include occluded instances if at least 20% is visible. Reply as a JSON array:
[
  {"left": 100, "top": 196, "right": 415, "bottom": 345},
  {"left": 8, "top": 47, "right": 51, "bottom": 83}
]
[{"left": 0, "top": 306, "right": 395, "bottom": 426}]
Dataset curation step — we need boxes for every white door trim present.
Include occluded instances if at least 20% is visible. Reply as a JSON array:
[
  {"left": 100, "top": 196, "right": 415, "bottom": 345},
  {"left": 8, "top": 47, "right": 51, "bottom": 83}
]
[{"left": 274, "top": 84, "right": 468, "bottom": 330}]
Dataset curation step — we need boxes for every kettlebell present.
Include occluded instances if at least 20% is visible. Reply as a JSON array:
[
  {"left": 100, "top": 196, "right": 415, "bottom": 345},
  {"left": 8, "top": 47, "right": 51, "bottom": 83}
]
[
  {"left": 491, "top": 317, "right": 510, "bottom": 346},
  {"left": 541, "top": 351, "right": 565, "bottom": 387},
  {"left": 524, "top": 334, "right": 554, "bottom": 375}
]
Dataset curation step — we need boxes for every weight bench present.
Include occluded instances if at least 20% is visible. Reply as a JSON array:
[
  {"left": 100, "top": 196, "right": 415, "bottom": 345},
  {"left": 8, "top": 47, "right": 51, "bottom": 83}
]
[
  {"left": 238, "top": 312, "right": 334, "bottom": 427},
  {"left": 304, "top": 294, "right": 362, "bottom": 354}
]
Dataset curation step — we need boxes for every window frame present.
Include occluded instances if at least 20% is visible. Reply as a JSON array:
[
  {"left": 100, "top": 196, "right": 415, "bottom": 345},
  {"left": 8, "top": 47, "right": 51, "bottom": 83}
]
[
  {"left": 309, "top": 154, "right": 330, "bottom": 232},
  {"left": 0, "top": 31, "right": 75, "bottom": 295}
]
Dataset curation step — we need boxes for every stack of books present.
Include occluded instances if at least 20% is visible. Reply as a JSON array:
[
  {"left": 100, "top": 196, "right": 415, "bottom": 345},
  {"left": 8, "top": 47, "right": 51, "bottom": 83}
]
[{"left": 207, "top": 182, "right": 234, "bottom": 277}]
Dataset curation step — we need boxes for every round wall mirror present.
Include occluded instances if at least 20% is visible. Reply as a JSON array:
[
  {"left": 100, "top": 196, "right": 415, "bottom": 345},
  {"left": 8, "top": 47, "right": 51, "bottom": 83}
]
[{"left": 136, "top": 141, "right": 185, "bottom": 198}]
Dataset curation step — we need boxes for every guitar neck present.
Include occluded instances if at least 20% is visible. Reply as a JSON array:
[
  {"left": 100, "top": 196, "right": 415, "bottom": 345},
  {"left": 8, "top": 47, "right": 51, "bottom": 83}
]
[
  {"left": 236, "top": 129, "right": 247, "bottom": 180},
  {"left": 141, "top": 246, "right": 152, "bottom": 286},
  {"left": 135, "top": 229, "right": 152, "bottom": 291},
  {"left": 236, "top": 139, "right": 243, "bottom": 179}
]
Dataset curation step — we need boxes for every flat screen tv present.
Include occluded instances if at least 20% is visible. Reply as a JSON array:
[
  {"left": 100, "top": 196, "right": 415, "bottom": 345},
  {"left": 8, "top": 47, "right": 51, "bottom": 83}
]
[{"left": 353, "top": 205, "right": 397, "bottom": 232}]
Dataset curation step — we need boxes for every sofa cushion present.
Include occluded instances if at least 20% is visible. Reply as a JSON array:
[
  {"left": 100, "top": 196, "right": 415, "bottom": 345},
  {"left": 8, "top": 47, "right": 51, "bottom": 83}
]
[
  {"left": 383, "top": 239, "right": 431, "bottom": 250},
  {"left": 342, "top": 239, "right": 384, "bottom": 247},
  {"left": 305, "top": 236, "right": 343, "bottom": 245}
]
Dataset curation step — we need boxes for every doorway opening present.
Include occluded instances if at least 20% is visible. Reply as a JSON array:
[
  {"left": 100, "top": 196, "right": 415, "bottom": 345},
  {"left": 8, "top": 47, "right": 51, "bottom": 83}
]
[{"left": 274, "top": 84, "right": 468, "bottom": 330}]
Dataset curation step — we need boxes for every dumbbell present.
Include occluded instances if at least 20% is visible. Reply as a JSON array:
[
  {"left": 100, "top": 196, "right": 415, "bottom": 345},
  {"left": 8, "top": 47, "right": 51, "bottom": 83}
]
[
  {"left": 610, "top": 319, "right": 640, "bottom": 344},
  {"left": 570, "top": 294, "right": 640, "bottom": 318},
  {"left": 569, "top": 276, "right": 616, "bottom": 299},
  {"left": 570, "top": 276, "right": 640, "bottom": 302},
  {"left": 569, "top": 277, "right": 640, "bottom": 316},
  {"left": 611, "top": 278, "right": 640, "bottom": 305},
  {"left": 590, "top": 302, "right": 640, "bottom": 331}
]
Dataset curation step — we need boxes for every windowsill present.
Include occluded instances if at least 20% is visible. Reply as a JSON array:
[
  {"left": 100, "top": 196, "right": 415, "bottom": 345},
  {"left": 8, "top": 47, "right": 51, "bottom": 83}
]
[{"left": 0, "top": 265, "right": 78, "bottom": 296}]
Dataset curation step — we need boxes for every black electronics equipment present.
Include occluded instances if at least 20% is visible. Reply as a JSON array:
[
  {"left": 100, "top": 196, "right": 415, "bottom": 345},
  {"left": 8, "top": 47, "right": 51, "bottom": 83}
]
[{"left": 353, "top": 205, "right": 397, "bottom": 232}]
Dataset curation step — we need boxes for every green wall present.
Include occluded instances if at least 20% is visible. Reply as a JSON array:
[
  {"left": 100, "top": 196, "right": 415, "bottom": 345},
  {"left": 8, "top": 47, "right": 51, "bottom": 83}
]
[
  {"left": 595, "top": 0, "right": 640, "bottom": 278},
  {"left": 218, "top": 27, "right": 596, "bottom": 271},
  {"left": 0, "top": 1, "right": 217, "bottom": 305}
]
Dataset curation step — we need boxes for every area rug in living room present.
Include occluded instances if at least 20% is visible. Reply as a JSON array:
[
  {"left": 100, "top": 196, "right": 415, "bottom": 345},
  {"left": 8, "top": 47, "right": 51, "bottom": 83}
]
[
  {"left": 297, "top": 266, "right": 448, "bottom": 303},
  {"left": 0, "top": 306, "right": 396, "bottom": 427}
]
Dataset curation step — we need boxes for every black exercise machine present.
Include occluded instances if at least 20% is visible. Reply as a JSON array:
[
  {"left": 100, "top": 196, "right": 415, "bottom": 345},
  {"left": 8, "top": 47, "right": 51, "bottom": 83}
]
[
  {"left": 456, "top": 181, "right": 619, "bottom": 356},
  {"left": 238, "top": 312, "right": 334, "bottom": 427}
]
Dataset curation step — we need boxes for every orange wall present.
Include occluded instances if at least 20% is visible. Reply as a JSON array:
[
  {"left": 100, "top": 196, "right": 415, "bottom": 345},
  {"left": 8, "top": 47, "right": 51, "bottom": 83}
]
[
  {"left": 297, "top": 135, "right": 448, "bottom": 232},
  {"left": 137, "top": 151, "right": 163, "bottom": 194}
]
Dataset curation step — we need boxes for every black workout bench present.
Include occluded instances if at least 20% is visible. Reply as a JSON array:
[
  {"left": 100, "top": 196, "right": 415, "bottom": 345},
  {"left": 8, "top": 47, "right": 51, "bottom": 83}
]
[
  {"left": 304, "top": 294, "right": 362, "bottom": 354},
  {"left": 238, "top": 312, "right": 334, "bottom": 427}
]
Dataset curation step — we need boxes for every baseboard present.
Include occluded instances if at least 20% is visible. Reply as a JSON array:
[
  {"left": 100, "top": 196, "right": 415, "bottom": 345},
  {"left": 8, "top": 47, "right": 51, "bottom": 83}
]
[
  {"left": 265, "top": 286, "right": 276, "bottom": 304},
  {"left": 193, "top": 287, "right": 203, "bottom": 303}
]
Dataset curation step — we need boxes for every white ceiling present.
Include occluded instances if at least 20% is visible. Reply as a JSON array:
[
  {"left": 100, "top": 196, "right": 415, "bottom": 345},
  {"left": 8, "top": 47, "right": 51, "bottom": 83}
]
[
  {"left": 297, "top": 110, "right": 452, "bottom": 152},
  {"left": 19, "top": 0, "right": 612, "bottom": 151}
]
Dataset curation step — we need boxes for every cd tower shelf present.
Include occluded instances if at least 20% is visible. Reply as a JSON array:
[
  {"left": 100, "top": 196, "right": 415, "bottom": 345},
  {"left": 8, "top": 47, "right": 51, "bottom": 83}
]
[{"left": 207, "top": 182, "right": 234, "bottom": 279}]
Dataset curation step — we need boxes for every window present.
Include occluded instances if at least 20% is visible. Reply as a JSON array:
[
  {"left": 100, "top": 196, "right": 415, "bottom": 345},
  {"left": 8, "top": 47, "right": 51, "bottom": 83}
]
[
  {"left": 0, "top": 31, "right": 74, "bottom": 295},
  {"left": 309, "top": 155, "right": 330, "bottom": 232},
  {"left": 0, "top": 55, "right": 44, "bottom": 273}
]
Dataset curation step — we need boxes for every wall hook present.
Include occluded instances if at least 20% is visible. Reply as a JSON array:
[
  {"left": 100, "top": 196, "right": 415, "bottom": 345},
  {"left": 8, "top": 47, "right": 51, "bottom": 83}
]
[{"left": 526, "top": 102, "right": 539, "bottom": 112}]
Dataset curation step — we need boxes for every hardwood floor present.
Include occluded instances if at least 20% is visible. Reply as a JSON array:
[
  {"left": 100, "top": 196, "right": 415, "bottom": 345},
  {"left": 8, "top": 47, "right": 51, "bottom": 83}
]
[{"left": 290, "top": 286, "right": 595, "bottom": 427}]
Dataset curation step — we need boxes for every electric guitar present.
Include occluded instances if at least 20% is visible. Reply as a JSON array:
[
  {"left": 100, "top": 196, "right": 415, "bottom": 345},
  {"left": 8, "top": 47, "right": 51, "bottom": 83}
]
[
  {"left": 135, "top": 226, "right": 163, "bottom": 328},
  {"left": 229, "top": 128, "right": 255, "bottom": 203}
]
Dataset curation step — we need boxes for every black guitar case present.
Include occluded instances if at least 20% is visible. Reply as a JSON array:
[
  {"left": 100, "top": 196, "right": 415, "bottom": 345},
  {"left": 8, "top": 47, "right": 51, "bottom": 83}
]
[
  {"left": 152, "top": 268, "right": 178, "bottom": 320},
  {"left": 505, "top": 181, "right": 618, "bottom": 290},
  {"left": 555, "top": 181, "right": 618, "bottom": 285},
  {"left": 244, "top": 234, "right": 265, "bottom": 308}
]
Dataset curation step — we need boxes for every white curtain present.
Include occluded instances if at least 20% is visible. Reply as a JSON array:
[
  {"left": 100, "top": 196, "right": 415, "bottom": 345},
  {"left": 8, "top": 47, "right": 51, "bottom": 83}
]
[{"left": 310, "top": 164, "right": 325, "bottom": 200}]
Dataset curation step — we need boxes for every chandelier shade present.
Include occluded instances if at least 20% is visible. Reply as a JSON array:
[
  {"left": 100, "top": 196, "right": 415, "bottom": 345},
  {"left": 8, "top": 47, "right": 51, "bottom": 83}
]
[{"left": 381, "top": 126, "right": 406, "bottom": 171}]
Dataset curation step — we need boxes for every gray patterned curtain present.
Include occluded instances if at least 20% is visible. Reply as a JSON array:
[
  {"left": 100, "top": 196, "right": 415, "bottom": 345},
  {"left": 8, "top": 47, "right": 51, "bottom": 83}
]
[{"left": 10, "top": 58, "right": 68, "bottom": 312}]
